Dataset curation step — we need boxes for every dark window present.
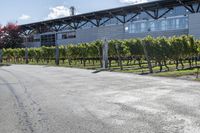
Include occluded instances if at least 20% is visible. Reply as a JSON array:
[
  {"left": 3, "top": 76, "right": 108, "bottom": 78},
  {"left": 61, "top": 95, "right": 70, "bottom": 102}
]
[
  {"left": 62, "top": 31, "right": 76, "bottom": 39},
  {"left": 26, "top": 36, "right": 34, "bottom": 42},
  {"left": 41, "top": 34, "right": 55, "bottom": 46}
]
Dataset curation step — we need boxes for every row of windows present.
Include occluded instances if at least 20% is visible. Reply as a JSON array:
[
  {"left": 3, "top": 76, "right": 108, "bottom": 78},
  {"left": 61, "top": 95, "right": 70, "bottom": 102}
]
[
  {"left": 41, "top": 34, "right": 55, "bottom": 46},
  {"left": 39, "top": 32, "right": 76, "bottom": 46},
  {"left": 36, "top": 5, "right": 194, "bottom": 32},
  {"left": 127, "top": 16, "right": 188, "bottom": 33},
  {"left": 23, "top": 37, "right": 40, "bottom": 43},
  {"left": 24, "top": 31, "right": 76, "bottom": 44},
  {"left": 24, "top": 16, "right": 189, "bottom": 46},
  {"left": 25, "top": 16, "right": 188, "bottom": 45},
  {"left": 62, "top": 31, "right": 76, "bottom": 39},
  {"left": 80, "top": 5, "right": 191, "bottom": 29}
]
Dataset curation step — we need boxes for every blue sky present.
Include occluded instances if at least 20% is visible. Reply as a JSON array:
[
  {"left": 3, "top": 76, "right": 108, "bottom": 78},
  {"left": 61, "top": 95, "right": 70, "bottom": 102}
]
[{"left": 0, "top": 0, "right": 151, "bottom": 25}]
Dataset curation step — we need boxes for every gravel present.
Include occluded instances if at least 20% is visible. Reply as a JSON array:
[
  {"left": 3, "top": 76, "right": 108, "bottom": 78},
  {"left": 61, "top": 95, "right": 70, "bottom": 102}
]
[{"left": 0, "top": 65, "right": 200, "bottom": 133}]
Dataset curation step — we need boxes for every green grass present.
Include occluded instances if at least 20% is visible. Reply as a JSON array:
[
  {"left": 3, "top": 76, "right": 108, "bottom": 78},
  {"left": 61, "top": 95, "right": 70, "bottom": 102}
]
[
  {"left": 2, "top": 59, "right": 200, "bottom": 82},
  {"left": 152, "top": 69, "right": 198, "bottom": 77},
  {"left": 194, "top": 78, "right": 200, "bottom": 81}
]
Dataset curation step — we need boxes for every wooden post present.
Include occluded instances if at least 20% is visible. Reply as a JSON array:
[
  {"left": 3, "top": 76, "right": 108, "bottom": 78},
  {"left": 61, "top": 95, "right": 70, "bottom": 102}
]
[
  {"left": 142, "top": 41, "right": 153, "bottom": 73},
  {"left": 25, "top": 47, "right": 29, "bottom": 64},
  {"left": 102, "top": 39, "right": 108, "bottom": 69},
  {"left": 0, "top": 49, "right": 2, "bottom": 63},
  {"left": 55, "top": 33, "right": 59, "bottom": 65}
]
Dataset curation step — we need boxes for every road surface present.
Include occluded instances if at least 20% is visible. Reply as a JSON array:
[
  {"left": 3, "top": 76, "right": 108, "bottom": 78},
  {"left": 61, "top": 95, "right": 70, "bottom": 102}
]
[{"left": 0, "top": 65, "right": 200, "bottom": 133}]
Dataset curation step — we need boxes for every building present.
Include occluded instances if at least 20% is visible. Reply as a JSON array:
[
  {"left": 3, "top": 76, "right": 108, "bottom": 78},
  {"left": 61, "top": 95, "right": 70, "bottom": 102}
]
[{"left": 20, "top": 0, "right": 200, "bottom": 47}]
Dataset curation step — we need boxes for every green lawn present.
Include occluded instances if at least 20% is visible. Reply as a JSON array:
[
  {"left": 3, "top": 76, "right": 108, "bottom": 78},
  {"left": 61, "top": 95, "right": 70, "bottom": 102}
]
[
  {"left": 152, "top": 69, "right": 197, "bottom": 77},
  {"left": 2, "top": 59, "right": 200, "bottom": 82}
]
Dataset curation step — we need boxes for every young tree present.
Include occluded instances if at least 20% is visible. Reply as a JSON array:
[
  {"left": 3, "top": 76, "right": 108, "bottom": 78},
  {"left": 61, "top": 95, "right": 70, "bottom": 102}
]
[
  {"left": 2, "top": 23, "right": 23, "bottom": 48},
  {"left": 0, "top": 25, "right": 4, "bottom": 49}
]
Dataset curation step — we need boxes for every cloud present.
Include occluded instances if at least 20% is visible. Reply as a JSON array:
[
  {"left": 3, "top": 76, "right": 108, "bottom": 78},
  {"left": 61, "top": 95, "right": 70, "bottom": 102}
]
[
  {"left": 19, "top": 14, "right": 31, "bottom": 20},
  {"left": 119, "top": 0, "right": 150, "bottom": 4},
  {"left": 45, "top": 6, "right": 70, "bottom": 20}
]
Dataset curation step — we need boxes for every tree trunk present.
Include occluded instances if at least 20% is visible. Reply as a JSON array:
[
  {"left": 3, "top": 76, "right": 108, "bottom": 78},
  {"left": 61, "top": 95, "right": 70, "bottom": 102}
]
[
  {"left": 115, "top": 45, "right": 123, "bottom": 70},
  {"left": 92, "top": 60, "right": 95, "bottom": 66},
  {"left": 143, "top": 43, "right": 153, "bottom": 73},
  {"left": 176, "top": 60, "right": 179, "bottom": 70},
  {"left": 137, "top": 59, "right": 142, "bottom": 68},
  {"left": 180, "top": 59, "right": 184, "bottom": 69},
  {"left": 68, "top": 59, "right": 71, "bottom": 66},
  {"left": 109, "top": 59, "right": 112, "bottom": 68},
  {"left": 195, "top": 57, "right": 198, "bottom": 67},
  {"left": 188, "top": 59, "right": 192, "bottom": 68},
  {"left": 164, "top": 60, "right": 169, "bottom": 71},
  {"left": 158, "top": 61, "right": 162, "bottom": 72},
  {"left": 83, "top": 58, "right": 86, "bottom": 67}
]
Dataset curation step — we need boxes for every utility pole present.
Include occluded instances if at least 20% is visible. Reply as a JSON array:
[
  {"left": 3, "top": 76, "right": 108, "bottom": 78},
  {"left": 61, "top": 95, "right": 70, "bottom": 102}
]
[
  {"left": 55, "top": 33, "right": 59, "bottom": 65},
  {"left": 102, "top": 38, "right": 108, "bottom": 69}
]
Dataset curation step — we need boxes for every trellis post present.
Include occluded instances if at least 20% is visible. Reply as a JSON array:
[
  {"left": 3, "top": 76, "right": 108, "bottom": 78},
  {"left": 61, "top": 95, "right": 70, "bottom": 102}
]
[{"left": 102, "top": 38, "right": 109, "bottom": 69}]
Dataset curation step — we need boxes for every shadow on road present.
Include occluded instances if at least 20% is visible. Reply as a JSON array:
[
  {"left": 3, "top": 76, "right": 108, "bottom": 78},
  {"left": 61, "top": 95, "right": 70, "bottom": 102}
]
[
  {"left": 0, "top": 64, "right": 11, "bottom": 67},
  {"left": 92, "top": 68, "right": 109, "bottom": 74}
]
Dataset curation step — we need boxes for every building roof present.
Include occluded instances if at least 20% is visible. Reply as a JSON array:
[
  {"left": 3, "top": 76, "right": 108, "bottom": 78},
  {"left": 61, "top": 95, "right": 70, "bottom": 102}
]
[{"left": 20, "top": 0, "right": 199, "bottom": 31}]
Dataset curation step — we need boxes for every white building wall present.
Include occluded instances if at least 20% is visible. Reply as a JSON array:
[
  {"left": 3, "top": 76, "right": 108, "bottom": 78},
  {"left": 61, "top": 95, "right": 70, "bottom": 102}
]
[
  {"left": 189, "top": 13, "right": 200, "bottom": 39},
  {"left": 26, "top": 23, "right": 189, "bottom": 47}
]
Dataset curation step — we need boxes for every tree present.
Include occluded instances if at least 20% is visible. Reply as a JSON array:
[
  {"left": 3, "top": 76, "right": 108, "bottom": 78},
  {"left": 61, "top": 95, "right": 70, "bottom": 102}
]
[
  {"left": 142, "top": 36, "right": 154, "bottom": 73},
  {"left": 124, "top": 39, "right": 144, "bottom": 68},
  {"left": 157, "top": 37, "right": 170, "bottom": 71},
  {"left": 1, "top": 23, "right": 23, "bottom": 48},
  {"left": 0, "top": 25, "right": 4, "bottom": 49}
]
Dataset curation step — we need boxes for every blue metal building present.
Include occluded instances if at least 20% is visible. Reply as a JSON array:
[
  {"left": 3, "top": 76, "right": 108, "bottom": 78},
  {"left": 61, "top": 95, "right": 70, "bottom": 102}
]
[{"left": 20, "top": 0, "right": 200, "bottom": 47}]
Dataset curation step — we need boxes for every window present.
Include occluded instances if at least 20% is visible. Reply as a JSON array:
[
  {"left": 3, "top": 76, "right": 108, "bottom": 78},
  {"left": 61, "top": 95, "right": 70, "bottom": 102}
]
[
  {"left": 141, "top": 22, "right": 146, "bottom": 32},
  {"left": 128, "top": 16, "right": 188, "bottom": 34},
  {"left": 27, "top": 36, "right": 34, "bottom": 42},
  {"left": 161, "top": 20, "right": 166, "bottom": 31},
  {"left": 179, "top": 17, "right": 188, "bottom": 29},
  {"left": 150, "top": 21, "right": 156, "bottom": 31},
  {"left": 62, "top": 31, "right": 76, "bottom": 39},
  {"left": 166, "top": 18, "right": 176, "bottom": 30},
  {"left": 41, "top": 34, "right": 55, "bottom": 46},
  {"left": 34, "top": 39, "right": 40, "bottom": 42}
]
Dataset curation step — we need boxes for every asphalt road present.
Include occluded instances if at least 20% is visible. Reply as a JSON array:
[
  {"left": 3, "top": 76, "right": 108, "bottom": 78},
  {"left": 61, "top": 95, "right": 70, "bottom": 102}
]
[{"left": 0, "top": 65, "right": 200, "bottom": 133}]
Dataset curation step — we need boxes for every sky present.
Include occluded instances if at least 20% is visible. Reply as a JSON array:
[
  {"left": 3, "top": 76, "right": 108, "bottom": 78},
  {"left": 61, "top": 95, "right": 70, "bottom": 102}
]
[{"left": 0, "top": 0, "right": 151, "bottom": 25}]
